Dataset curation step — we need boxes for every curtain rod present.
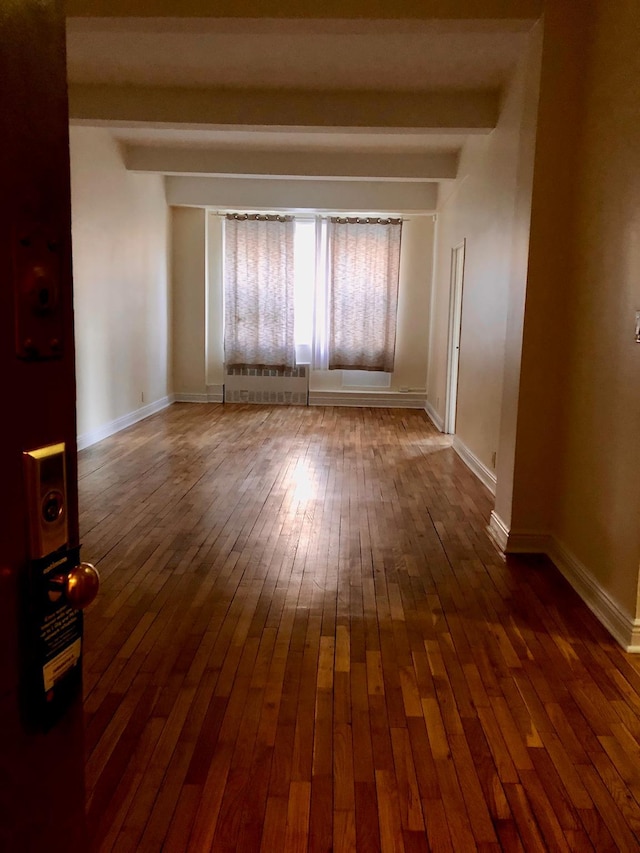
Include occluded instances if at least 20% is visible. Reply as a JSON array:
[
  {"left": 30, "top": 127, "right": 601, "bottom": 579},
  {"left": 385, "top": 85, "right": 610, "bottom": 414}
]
[{"left": 208, "top": 209, "right": 410, "bottom": 221}]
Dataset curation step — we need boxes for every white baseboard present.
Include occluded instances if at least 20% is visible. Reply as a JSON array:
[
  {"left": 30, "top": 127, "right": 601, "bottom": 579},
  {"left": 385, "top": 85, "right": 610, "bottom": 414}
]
[
  {"left": 174, "top": 393, "right": 209, "bottom": 403},
  {"left": 77, "top": 394, "right": 174, "bottom": 451},
  {"left": 308, "top": 390, "right": 426, "bottom": 408},
  {"left": 174, "top": 389, "right": 223, "bottom": 403},
  {"left": 452, "top": 436, "right": 497, "bottom": 495},
  {"left": 424, "top": 399, "right": 444, "bottom": 432},
  {"left": 487, "top": 511, "right": 509, "bottom": 552},
  {"left": 548, "top": 538, "right": 640, "bottom": 653},
  {"left": 488, "top": 514, "right": 640, "bottom": 653}
]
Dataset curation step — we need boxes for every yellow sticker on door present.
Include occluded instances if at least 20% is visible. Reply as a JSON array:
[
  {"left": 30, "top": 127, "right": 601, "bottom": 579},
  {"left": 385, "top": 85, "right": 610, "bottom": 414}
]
[{"left": 43, "top": 637, "right": 81, "bottom": 690}]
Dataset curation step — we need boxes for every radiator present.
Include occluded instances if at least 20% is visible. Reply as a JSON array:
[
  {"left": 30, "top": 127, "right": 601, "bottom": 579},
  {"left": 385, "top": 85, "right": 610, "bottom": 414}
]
[{"left": 224, "top": 366, "right": 308, "bottom": 405}]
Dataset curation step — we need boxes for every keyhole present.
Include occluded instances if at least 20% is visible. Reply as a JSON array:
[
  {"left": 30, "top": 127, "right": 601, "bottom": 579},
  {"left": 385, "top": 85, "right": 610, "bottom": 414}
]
[
  {"left": 29, "top": 267, "right": 57, "bottom": 315},
  {"left": 42, "top": 491, "right": 63, "bottom": 523}
]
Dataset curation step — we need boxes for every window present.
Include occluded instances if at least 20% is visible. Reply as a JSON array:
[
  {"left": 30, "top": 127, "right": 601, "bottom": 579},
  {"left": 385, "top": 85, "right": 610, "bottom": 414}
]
[
  {"left": 224, "top": 214, "right": 295, "bottom": 369},
  {"left": 293, "top": 218, "right": 315, "bottom": 365},
  {"left": 328, "top": 217, "right": 402, "bottom": 373},
  {"left": 223, "top": 213, "right": 402, "bottom": 374}
]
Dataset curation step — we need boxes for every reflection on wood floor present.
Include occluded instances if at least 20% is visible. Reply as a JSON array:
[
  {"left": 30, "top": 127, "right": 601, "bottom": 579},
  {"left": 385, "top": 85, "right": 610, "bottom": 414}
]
[{"left": 80, "top": 403, "right": 640, "bottom": 852}]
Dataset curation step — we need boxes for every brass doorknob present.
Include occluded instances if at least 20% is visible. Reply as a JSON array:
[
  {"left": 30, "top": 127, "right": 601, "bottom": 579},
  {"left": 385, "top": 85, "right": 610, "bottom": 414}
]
[{"left": 50, "top": 561, "right": 100, "bottom": 609}]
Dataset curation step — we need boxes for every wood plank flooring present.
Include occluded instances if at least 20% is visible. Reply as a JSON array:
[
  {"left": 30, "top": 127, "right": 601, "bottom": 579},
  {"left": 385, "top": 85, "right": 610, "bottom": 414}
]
[{"left": 79, "top": 404, "right": 640, "bottom": 852}]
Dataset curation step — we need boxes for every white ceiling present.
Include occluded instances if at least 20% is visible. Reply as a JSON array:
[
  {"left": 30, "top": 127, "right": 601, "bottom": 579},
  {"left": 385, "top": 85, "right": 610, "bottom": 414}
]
[
  {"left": 65, "top": 17, "right": 535, "bottom": 179},
  {"left": 66, "top": 18, "right": 530, "bottom": 92}
]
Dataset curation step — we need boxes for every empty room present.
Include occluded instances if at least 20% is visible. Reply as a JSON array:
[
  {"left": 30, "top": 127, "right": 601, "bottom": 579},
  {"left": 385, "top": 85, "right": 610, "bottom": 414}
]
[{"left": 1, "top": 1, "right": 640, "bottom": 851}]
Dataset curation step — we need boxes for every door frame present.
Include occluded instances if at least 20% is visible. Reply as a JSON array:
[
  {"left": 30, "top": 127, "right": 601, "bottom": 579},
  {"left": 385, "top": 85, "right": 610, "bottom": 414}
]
[{"left": 444, "top": 239, "right": 466, "bottom": 435}]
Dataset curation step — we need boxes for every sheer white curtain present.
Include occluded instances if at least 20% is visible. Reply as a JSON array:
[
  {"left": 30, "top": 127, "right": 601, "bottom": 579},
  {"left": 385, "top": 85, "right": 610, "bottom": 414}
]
[
  {"left": 224, "top": 214, "right": 295, "bottom": 368},
  {"left": 312, "top": 217, "right": 330, "bottom": 370},
  {"left": 327, "top": 217, "right": 402, "bottom": 373}
]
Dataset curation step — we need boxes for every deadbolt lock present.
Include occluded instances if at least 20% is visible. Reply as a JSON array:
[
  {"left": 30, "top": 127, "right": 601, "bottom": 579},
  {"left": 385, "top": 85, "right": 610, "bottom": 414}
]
[{"left": 23, "top": 443, "right": 68, "bottom": 559}]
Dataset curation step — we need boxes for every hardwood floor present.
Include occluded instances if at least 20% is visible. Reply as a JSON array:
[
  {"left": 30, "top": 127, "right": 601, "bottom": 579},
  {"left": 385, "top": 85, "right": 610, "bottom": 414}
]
[{"left": 80, "top": 404, "right": 640, "bottom": 852}]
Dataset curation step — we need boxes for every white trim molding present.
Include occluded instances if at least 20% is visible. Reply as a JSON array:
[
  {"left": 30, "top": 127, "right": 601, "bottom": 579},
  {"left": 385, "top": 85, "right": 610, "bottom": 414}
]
[
  {"left": 486, "top": 515, "right": 640, "bottom": 653},
  {"left": 207, "top": 384, "right": 224, "bottom": 402},
  {"left": 487, "top": 511, "right": 509, "bottom": 552},
  {"left": 308, "top": 390, "right": 425, "bottom": 409},
  {"left": 547, "top": 538, "right": 640, "bottom": 654},
  {"left": 424, "top": 399, "right": 444, "bottom": 432},
  {"left": 174, "top": 393, "right": 209, "bottom": 403},
  {"left": 174, "top": 388, "right": 224, "bottom": 403},
  {"left": 453, "top": 436, "right": 497, "bottom": 494},
  {"left": 77, "top": 394, "right": 174, "bottom": 451}
]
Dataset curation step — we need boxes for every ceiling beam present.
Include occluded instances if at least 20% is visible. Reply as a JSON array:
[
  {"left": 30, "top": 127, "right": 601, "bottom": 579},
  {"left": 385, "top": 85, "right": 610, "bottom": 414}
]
[
  {"left": 65, "top": 1, "right": 542, "bottom": 20},
  {"left": 124, "top": 145, "right": 458, "bottom": 181},
  {"left": 69, "top": 85, "right": 498, "bottom": 132},
  {"left": 166, "top": 176, "right": 438, "bottom": 212}
]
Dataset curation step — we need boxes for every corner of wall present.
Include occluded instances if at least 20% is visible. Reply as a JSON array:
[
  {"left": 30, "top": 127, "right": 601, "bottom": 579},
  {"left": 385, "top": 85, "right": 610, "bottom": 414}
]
[
  {"left": 486, "top": 511, "right": 640, "bottom": 653},
  {"left": 70, "top": 126, "right": 171, "bottom": 440},
  {"left": 453, "top": 437, "right": 496, "bottom": 495},
  {"left": 424, "top": 399, "right": 444, "bottom": 432}
]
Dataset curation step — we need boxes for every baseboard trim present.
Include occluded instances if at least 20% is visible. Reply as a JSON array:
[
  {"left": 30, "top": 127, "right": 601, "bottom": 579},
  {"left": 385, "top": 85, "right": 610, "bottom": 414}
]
[
  {"left": 424, "top": 400, "right": 444, "bottom": 432},
  {"left": 174, "top": 393, "right": 207, "bottom": 403},
  {"left": 452, "top": 436, "right": 497, "bottom": 495},
  {"left": 548, "top": 537, "right": 640, "bottom": 653},
  {"left": 77, "top": 394, "right": 174, "bottom": 451},
  {"left": 174, "top": 387, "right": 224, "bottom": 403},
  {"left": 207, "top": 384, "right": 224, "bottom": 403},
  {"left": 488, "top": 515, "right": 640, "bottom": 652},
  {"left": 308, "top": 390, "right": 426, "bottom": 408},
  {"left": 487, "top": 511, "right": 509, "bottom": 552}
]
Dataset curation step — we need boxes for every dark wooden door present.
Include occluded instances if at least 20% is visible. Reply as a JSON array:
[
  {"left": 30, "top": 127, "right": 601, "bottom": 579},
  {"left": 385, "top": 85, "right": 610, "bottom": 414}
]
[{"left": 0, "top": 1, "right": 87, "bottom": 849}]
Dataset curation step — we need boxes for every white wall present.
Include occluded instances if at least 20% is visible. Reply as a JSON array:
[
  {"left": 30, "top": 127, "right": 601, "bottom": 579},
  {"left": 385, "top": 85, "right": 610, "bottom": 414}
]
[
  {"left": 171, "top": 207, "right": 207, "bottom": 396},
  {"left": 70, "top": 126, "right": 170, "bottom": 444},
  {"left": 427, "top": 25, "right": 541, "bottom": 477},
  {"left": 206, "top": 212, "right": 225, "bottom": 388},
  {"left": 552, "top": 0, "right": 640, "bottom": 619},
  {"left": 173, "top": 205, "right": 434, "bottom": 398},
  {"left": 393, "top": 217, "right": 434, "bottom": 392},
  {"left": 487, "top": 0, "right": 640, "bottom": 647},
  {"left": 493, "top": 21, "right": 542, "bottom": 527}
]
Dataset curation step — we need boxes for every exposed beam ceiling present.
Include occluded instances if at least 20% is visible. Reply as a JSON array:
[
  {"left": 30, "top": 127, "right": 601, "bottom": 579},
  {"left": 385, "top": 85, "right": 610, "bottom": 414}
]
[
  {"left": 108, "top": 128, "right": 469, "bottom": 153},
  {"left": 65, "top": 8, "right": 538, "bottom": 192},
  {"left": 165, "top": 176, "right": 439, "bottom": 212},
  {"left": 69, "top": 86, "right": 498, "bottom": 134},
  {"left": 124, "top": 145, "right": 459, "bottom": 181}
]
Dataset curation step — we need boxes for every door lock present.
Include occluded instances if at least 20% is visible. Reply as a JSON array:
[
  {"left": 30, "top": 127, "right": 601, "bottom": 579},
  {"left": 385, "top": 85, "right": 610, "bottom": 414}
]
[
  {"left": 23, "top": 442, "right": 68, "bottom": 559},
  {"left": 22, "top": 441, "right": 99, "bottom": 727}
]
